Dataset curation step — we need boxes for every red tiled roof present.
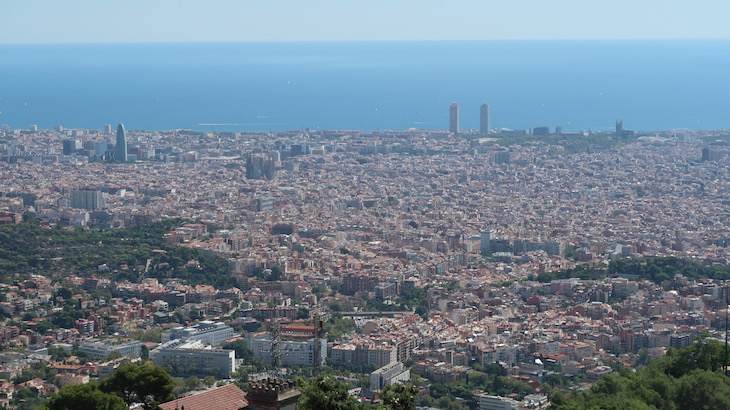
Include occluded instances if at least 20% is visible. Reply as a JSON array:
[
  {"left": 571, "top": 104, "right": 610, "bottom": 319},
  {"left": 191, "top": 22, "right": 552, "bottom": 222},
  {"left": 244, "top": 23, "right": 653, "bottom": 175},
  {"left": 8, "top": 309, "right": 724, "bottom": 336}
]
[{"left": 158, "top": 384, "right": 248, "bottom": 410}]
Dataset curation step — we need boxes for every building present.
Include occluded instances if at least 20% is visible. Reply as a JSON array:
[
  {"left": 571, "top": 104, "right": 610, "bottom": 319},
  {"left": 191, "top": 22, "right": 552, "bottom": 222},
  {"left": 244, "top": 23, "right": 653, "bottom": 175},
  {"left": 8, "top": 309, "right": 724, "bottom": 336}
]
[
  {"left": 248, "top": 332, "right": 326, "bottom": 367},
  {"left": 70, "top": 189, "right": 105, "bottom": 211},
  {"left": 150, "top": 339, "right": 236, "bottom": 378},
  {"left": 480, "top": 103, "right": 491, "bottom": 134},
  {"left": 103, "top": 124, "right": 112, "bottom": 134},
  {"left": 331, "top": 342, "right": 398, "bottom": 369},
  {"left": 247, "top": 378, "right": 300, "bottom": 410},
  {"left": 246, "top": 152, "right": 278, "bottom": 180},
  {"left": 616, "top": 119, "right": 623, "bottom": 137},
  {"left": 521, "top": 394, "right": 550, "bottom": 410},
  {"left": 161, "top": 321, "right": 234, "bottom": 347},
  {"left": 78, "top": 340, "right": 142, "bottom": 360},
  {"left": 375, "top": 281, "right": 397, "bottom": 300},
  {"left": 158, "top": 383, "right": 248, "bottom": 410},
  {"left": 370, "top": 361, "right": 410, "bottom": 391},
  {"left": 480, "top": 231, "right": 492, "bottom": 256},
  {"left": 116, "top": 123, "right": 127, "bottom": 162},
  {"left": 93, "top": 141, "right": 108, "bottom": 160},
  {"left": 256, "top": 196, "right": 274, "bottom": 212},
  {"left": 479, "top": 394, "right": 519, "bottom": 410},
  {"left": 533, "top": 126, "right": 550, "bottom": 136},
  {"left": 449, "top": 102, "right": 459, "bottom": 133},
  {"left": 492, "top": 150, "right": 510, "bottom": 165},
  {"left": 62, "top": 139, "right": 81, "bottom": 155}
]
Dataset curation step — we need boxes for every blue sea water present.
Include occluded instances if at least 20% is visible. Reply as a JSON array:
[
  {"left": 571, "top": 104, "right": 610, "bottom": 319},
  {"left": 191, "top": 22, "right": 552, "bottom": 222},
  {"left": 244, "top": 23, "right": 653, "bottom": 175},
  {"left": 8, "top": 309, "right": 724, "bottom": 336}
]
[{"left": 0, "top": 41, "right": 729, "bottom": 133}]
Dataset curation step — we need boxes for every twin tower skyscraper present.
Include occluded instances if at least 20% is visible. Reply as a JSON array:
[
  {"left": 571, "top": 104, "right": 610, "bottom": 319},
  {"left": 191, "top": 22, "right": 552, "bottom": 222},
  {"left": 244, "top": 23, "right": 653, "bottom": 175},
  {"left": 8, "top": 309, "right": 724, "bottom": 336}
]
[{"left": 449, "top": 102, "right": 491, "bottom": 135}]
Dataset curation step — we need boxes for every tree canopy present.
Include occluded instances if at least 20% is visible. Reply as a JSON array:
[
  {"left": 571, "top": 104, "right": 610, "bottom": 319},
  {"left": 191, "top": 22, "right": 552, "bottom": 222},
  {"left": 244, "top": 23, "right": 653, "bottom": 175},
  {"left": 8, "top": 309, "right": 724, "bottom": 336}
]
[
  {"left": 537, "top": 256, "right": 730, "bottom": 284},
  {"left": 298, "top": 376, "right": 362, "bottom": 410},
  {"left": 382, "top": 383, "right": 419, "bottom": 410},
  {"left": 553, "top": 337, "right": 730, "bottom": 410},
  {"left": 99, "top": 362, "right": 175, "bottom": 410},
  {"left": 46, "top": 383, "right": 127, "bottom": 410},
  {"left": 0, "top": 217, "right": 236, "bottom": 288}
]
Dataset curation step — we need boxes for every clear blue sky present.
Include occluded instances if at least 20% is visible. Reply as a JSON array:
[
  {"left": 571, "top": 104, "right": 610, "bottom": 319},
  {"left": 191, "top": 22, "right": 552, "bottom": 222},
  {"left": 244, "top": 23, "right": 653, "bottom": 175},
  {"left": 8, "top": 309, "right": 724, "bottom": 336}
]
[{"left": 2, "top": 0, "right": 730, "bottom": 43}]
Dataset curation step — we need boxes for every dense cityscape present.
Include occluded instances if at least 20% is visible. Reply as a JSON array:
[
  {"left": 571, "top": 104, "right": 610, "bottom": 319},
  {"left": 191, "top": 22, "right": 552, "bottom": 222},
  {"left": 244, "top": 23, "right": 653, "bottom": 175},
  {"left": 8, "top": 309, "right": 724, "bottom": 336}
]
[{"left": 1, "top": 111, "right": 730, "bottom": 409}]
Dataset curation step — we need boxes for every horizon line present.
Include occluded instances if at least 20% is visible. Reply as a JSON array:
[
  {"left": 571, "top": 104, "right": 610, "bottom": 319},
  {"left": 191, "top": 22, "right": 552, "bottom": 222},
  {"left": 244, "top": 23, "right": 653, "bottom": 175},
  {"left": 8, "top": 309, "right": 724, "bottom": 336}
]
[{"left": 3, "top": 38, "right": 730, "bottom": 46}]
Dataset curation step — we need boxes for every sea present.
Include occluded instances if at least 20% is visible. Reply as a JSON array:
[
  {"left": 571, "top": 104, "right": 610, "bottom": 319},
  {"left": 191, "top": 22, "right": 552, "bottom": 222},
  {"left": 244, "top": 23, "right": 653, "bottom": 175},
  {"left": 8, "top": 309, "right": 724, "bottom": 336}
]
[{"left": 1, "top": 40, "right": 729, "bottom": 133}]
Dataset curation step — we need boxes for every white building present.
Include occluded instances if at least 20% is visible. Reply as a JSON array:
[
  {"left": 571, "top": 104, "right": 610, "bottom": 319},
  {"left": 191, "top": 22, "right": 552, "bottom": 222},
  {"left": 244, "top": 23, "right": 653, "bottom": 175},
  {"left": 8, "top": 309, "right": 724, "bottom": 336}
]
[
  {"left": 370, "top": 361, "right": 410, "bottom": 391},
  {"left": 479, "top": 394, "right": 519, "bottom": 410},
  {"left": 150, "top": 339, "right": 236, "bottom": 378},
  {"left": 78, "top": 340, "right": 142, "bottom": 360},
  {"left": 161, "top": 321, "right": 234, "bottom": 346}
]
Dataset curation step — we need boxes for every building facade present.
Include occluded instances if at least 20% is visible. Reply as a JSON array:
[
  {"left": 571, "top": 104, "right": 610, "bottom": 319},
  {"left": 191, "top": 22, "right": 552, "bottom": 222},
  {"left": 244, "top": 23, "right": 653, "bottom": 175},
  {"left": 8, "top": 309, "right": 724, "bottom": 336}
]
[
  {"left": 248, "top": 332, "right": 326, "bottom": 367},
  {"left": 78, "top": 340, "right": 142, "bottom": 360},
  {"left": 479, "top": 394, "right": 519, "bottom": 410},
  {"left": 370, "top": 361, "right": 410, "bottom": 391},
  {"left": 150, "top": 339, "right": 236, "bottom": 378},
  {"left": 449, "top": 102, "right": 459, "bottom": 133},
  {"left": 116, "top": 123, "right": 127, "bottom": 162},
  {"left": 480, "top": 103, "right": 490, "bottom": 134},
  {"left": 161, "top": 321, "right": 234, "bottom": 347},
  {"left": 70, "top": 189, "right": 105, "bottom": 211}
]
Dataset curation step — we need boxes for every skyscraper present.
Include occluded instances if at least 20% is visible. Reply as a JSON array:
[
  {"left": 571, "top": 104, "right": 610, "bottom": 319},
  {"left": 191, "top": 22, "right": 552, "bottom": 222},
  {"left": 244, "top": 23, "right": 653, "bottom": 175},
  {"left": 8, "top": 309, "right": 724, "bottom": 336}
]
[
  {"left": 70, "top": 189, "right": 105, "bottom": 211},
  {"left": 449, "top": 102, "right": 459, "bottom": 133},
  {"left": 615, "top": 119, "right": 623, "bottom": 137},
  {"left": 116, "top": 123, "right": 127, "bottom": 162},
  {"left": 480, "top": 103, "right": 491, "bottom": 134}
]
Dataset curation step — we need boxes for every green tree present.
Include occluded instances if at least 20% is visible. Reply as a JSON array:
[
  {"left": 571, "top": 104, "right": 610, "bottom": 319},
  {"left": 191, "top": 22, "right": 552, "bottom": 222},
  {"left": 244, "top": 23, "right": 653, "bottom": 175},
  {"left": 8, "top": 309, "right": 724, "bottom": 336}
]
[
  {"left": 100, "top": 362, "right": 174, "bottom": 410},
  {"left": 297, "top": 307, "right": 310, "bottom": 320},
  {"left": 46, "top": 383, "right": 127, "bottom": 410},
  {"left": 106, "top": 351, "right": 122, "bottom": 361},
  {"left": 222, "top": 339, "right": 254, "bottom": 362},
  {"left": 185, "top": 376, "right": 204, "bottom": 391},
  {"left": 382, "top": 383, "right": 419, "bottom": 410},
  {"left": 203, "top": 375, "right": 216, "bottom": 387},
  {"left": 298, "top": 376, "right": 361, "bottom": 410},
  {"left": 554, "top": 338, "right": 730, "bottom": 410}
]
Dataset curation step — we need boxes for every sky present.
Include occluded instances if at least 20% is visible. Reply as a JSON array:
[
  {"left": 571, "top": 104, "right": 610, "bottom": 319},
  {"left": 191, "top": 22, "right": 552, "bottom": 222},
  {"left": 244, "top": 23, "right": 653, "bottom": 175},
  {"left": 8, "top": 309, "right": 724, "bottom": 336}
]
[{"left": 2, "top": 0, "right": 730, "bottom": 43}]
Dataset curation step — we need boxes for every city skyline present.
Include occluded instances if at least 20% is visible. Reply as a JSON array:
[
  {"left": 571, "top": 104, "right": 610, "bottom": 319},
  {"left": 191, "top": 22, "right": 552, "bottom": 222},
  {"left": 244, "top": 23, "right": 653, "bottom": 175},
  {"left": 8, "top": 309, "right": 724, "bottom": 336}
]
[{"left": 3, "top": 1, "right": 730, "bottom": 44}]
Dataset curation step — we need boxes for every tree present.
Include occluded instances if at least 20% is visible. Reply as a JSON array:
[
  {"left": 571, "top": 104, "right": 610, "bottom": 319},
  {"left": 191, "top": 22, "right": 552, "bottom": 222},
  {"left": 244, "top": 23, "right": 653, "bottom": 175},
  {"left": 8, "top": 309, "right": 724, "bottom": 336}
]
[
  {"left": 297, "top": 307, "right": 310, "bottom": 320},
  {"left": 223, "top": 339, "right": 254, "bottom": 362},
  {"left": 298, "top": 376, "right": 362, "bottom": 410},
  {"left": 46, "top": 383, "right": 127, "bottom": 410},
  {"left": 185, "top": 376, "right": 204, "bottom": 391},
  {"left": 37, "top": 320, "right": 53, "bottom": 333},
  {"left": 203, "top": 375, "right": 216, "bottom": 387},
  {"left": 553, "top": 339, "right": 730, "bottom": 410},
  {"left": 100, "top": 362, "right": 174, "bottom": 410},
  {"left": 382, "top": 383, "right": 419, "bottom": 410},
  {"left": 106, "top": 351, "right": 122, "bottom": 361}
]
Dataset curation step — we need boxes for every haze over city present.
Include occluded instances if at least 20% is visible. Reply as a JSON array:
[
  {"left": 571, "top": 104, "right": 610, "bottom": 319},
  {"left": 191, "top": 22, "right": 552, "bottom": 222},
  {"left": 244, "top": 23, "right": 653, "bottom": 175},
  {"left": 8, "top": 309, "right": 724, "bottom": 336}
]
[{"left": 1, "top": 2, "right": 730, "bottom": 410}]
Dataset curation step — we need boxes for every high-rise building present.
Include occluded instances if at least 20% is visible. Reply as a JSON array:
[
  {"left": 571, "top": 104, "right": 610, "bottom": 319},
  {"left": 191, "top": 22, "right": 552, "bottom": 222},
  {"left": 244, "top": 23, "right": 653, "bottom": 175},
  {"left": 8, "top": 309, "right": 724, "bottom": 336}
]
[
  {"left": 116, "top": 123, "right": 128, "bottom": 162},
  {"left": 480, "top": 103, "right": 490, "bottom": 134},
  {"left": 62, "top": 139, "right": 81, "bottom": 155},
  {"left": 449, "top": 102, "right": 459, "bottom": 133},
  {"left": 480, "top": 231, "right": 492, "bottom": 255},
  {"left": 70, "top": 189, "right": 105, "bottom": 211},
  {"left": 616, "top": 119, "right": 623, "bottom": 137},
  {"left": 103, "top": 124, "right": 112, "bottom": 134}
]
